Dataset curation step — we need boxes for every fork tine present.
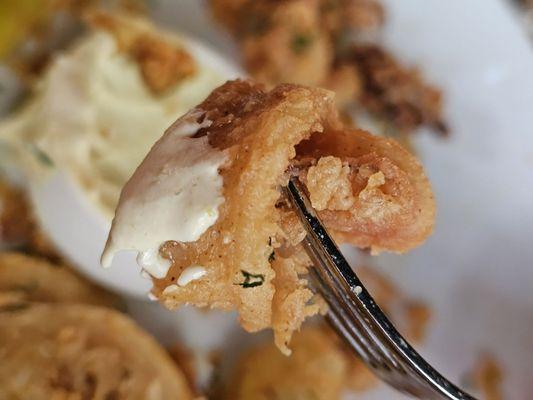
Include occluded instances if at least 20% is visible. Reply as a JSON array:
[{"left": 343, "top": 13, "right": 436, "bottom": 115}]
[
  {"left": 285, "top": 177, "right": 476, "bottom": 400},
  {"left": 307, "top": 245, "right": 403, "bottom": 371},
  {"left": 309, "top": 266, "right": 389, "bottom": 368}
]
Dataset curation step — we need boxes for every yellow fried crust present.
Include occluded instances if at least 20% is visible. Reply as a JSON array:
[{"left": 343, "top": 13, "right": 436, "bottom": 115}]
[{"left": 0, "top": 303, "right": 194, "bottom": 400}]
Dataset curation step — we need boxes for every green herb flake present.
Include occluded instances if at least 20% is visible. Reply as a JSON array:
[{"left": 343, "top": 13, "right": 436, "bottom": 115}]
[
  {"left": 28, "top": 144, "right": 53, "bottom": 167},
  {"left": 268, "top": 251, "right": 275, "bottom": 263},
  {"left": 291, "top": 34, "right": 314, "bottom": 54},
  {"left": 237, "top": 270, "right": 264, "bottom": 288}
]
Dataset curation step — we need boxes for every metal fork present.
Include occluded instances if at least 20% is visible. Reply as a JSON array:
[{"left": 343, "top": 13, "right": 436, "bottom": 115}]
[{"left": 285, "top": 177, "right": 476, "bottom": 400}]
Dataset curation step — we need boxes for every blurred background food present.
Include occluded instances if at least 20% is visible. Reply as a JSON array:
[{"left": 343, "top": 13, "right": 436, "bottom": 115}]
[{"left": 0, "top": 0, "right": 531, "bottom": 399}]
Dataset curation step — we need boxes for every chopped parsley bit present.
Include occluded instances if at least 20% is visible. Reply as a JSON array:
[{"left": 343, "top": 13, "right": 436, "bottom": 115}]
[
  {"left": 236, "top": 270, "right": 264, "bottom": 288},
  {"left": 268, "top": 251, "right": 276, "bottom": 263},
  {"left": 268, "top": 237, "right": 272, "bottom": 246},
  {"left": 291, "top": 34, "right": 314, "bottom": 54},
  {"left": 28, "top": 144, "right": 53, "bottom": 167}
]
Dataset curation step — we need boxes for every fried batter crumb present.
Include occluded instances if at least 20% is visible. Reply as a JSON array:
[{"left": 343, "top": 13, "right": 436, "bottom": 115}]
[
  {"left": 340, "top": 44, "right": 447, "bottom": 134},
  {"left": 305, "top": 156, "right": 356, "bottom": 211},
  {"left": 87, "top": 11, "right": 196, "bottom": 94},
  {"left": 106, "top": 80, "right": 435, "bottom": 353},
  {"left": 464, "top": 353, "right": 504, "bottom": 400}
]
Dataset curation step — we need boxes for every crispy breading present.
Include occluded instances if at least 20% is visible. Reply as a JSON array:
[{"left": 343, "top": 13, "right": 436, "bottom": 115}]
[
  {"left": 320, "top": 0, "right": 385, "bottom": 38},
  {"left": 225, "top": 327, "right": 349, "bottom": 400},
  {"left": 339, "top": 45, "right": 448, "bottom": 134},
  {"left": 224, "top": 267, "right": 431, "bottom": 398},
  {"left": 209, "top": 0, "right": 447, "bottom": 135},
  {"left": 0, "top": 252, "right": 121, "bottom": 309},
  {"left": 296, "top": 128, "right": 435, "bottom": 253},
  {"left": 0, "top": 303, "right": 194, "bottom": 400},
  {"left": 112, "top": 80, "right": 435, "bottom": 352},
  {"left": 87, "top": 11, "right": 196, "bottom": 94},
  {"left": 211, "top": 0, "right": 334, "bottom": 87}
]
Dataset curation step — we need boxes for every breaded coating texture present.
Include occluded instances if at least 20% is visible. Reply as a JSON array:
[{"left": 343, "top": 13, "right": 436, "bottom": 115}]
[
  {"left": 0, "top": 304, "right": 193, "bottom": 400},
  {"left": 0, "top": 252, "right": 120, "bottom": 309},
  {"left": 338, "top": 45, "right": 447, "bottom": 134},
  {"left": 121, "top": 80, "right": 435, "bottom": 352},
  {"left": 224, "top": 267, "right": 431, "bottom": 399},
  {"left": 209, "top": 0, "right": 447, "bottom": 135},
  {"left": 86, "top": 11, "right": 196, "bottom": 94},
  {"left": 225, "top": 327, "right": 349, "bottom": 400}
]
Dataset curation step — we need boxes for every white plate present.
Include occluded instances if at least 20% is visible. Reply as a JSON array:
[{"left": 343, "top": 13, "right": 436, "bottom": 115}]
[
  {"left": 9, "top": 0, "right": 533, "bottom": 398},
  {"left": 149, "top": 1, "right": 533, "bottom": 399}
]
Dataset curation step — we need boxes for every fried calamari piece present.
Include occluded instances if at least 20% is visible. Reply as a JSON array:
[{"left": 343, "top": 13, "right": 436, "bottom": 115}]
[
  {"left": 106, "top": 80, "right": 434, "bottom": 352},
  {"left": 339, "top": 45, "right": 448, "bottom": 134},
  {"left": 0, "top": 304, "right": 194, "bottom": 400},
  {"left": 210, "top": 0, "right": 334, "bottom": 87},
  {"left": 151, "top": 81, "right": 338, "bottom": 335},
  {"left": 320, "top": 0, "right": 385, "bottom": 39},
  {"left": 87, "top": 11, "right": 196, "bottom": 94},
  {"left": 224, "top": 266, "right": 431, "bottom": 398},
  {"left": 0, "top": 252, "right": 121, "bottom": 309},
  {"left": 295, "top": 127, "right": 435, "bottom": 253},
  {"left": 224, "top": 327, "right": 349, "bottom": 400}
]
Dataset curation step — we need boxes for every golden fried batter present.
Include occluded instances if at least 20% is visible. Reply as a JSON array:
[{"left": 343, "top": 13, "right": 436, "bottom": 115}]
[
  {"left": 0, "top": 304, "right": 194, "bottom": 400},
  {"left": 338, "top": 45, "right": 448, "bottom": 134},
  {"left": 0, "top": 252, "right": 120, "bottom": 309},
  {"left": 210, "top": 0, "right": 446, "bottom": 135},
  {"left": 211, "top": 0, "right": 334, "bottom": 87},
  {"left": 224, "top": 327, "right": 349, "bottom": 400},
  {"left": 87, "top": 11, "right": 196, "bottom": 94},
  {"left": 107, "top": 80, "right": 434, "bottom": 352},
  {"left": 224, "top": 267, "right": 431, "bottom": 398}
]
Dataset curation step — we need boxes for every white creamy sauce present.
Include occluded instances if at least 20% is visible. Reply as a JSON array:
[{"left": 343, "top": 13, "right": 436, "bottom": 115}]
[
  {"left": 0, "top": 30, "right": 226, "bottom": 216},
  {"left": 136, "top": 248, "right": 172, "bottom": 279},
  {"left": 101, "top": 110, "right": 227, "bottom": 277},
  {"left": 177, "top": 265, "right": 207, "bottom": 287}
]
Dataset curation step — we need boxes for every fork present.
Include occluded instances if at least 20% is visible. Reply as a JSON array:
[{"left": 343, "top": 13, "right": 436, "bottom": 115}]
[{"left": 285, "top": 177, "right": 476, "bottom": 400}]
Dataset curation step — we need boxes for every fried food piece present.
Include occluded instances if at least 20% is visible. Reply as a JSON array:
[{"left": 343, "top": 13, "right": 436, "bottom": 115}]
[
  {"left": 0, "top": 303, "right": 194, "bottom": 400},
  {"left": 322, "top": 64, "right": 363, "bottom": 107},
  {"left": 320, "top": 0, "right": 385, "bottom": 39},
  {"left": 104, "top": 80, "right": 434, "bottom": 352},
  {"left": 87, "top": 11, "right": 196, "bottom": 94},
  {"left": 224, "top": 266, "right": 430, "bottom": 398},
  {"left": 210, "top": 0, "right": 447, "bottom": 136},
  {"left": 224, "top": 327, "right": 372, "bottom": 400},
  {"left": 338, "top": 45, "right": 448, "bottom": 134},
  {"left": 466, "top": 353, "right": 504, "bottom": 400},
  {"left": 0, "top": 178, "right": 62, "bottom": 259},
  {"left": 0, "top": 179, "right": 33, "bottom": 247},
  {"left": 225, "top": 327, "right": 349, "bottom": 400},
  {"left": 296, "top": 127, "right": 435, "bottom": 252},
  {"left": 0, "top": 252, "right": 120, "bottom": 309},
  {"left": 211, "top": 0, "right": 334, "bottom": 87}
]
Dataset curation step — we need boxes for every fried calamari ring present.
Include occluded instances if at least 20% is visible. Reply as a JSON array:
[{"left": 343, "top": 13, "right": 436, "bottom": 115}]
[
  {"left": 0, "top": 252, "right": 121, "bottom": 309},
  {"left": 224, "top": 327, "right": 349, "bottom": 400},
  {"left": 295, "top": 127, "right": 435, "bottom": 252},
  {"left": 105, "top": 80, "right": 434, "bottom": 353},
  {"left": 0, "top": 304, "right": 193, "bottom": 400}
]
